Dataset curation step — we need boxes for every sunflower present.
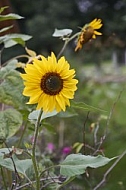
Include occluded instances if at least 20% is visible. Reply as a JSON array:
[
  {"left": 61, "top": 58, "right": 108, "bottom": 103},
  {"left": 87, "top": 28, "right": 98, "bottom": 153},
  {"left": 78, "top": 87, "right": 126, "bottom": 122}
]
[
  {"left": 20, "top": 52, "right": 78, "bottom": 113},
  {"left": 75, "top": 18, "right": 103, "bottom": 51}
]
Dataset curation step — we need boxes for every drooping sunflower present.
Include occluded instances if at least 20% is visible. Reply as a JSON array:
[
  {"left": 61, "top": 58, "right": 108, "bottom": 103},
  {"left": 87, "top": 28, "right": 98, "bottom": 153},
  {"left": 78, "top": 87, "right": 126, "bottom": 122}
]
[
  {"left": 75, "top": 18, "right": 103, "bottom": 51},
  {"left": 20, "top": 52, "right": 78, "bottom": 113}
]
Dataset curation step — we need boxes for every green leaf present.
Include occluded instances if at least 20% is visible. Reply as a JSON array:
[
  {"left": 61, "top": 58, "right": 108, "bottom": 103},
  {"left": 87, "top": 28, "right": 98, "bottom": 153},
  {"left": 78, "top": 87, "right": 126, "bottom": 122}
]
[
  {"left": 0, "top": 13, "right": 23, "bottom": 21},
  {"left": 52, "top": 28, "right": 72, "bottom": 37},
  {"left": 73, "top": 142, "right": 84, "bottom": 153},
  {"left": 57, "top": 108, "right": 78, "bottom": 118},
  {"left": 0, "top": 70, "right": 28, "bottom": 110},
  {"left": 28, "top": 110, "right": 58, "bottom": 122},
  {"left": 0, "top": 6, "right": 8, "bottom": 14},
  {"left": 0, "top": 59, "right": 18, "bottom": 78},
  {"left": 0, "top": 148, "right": 23, "bottom": 156},
  {"left": 11, "top": 38, "right": 26, "bottom": 46},
  {"left": 0, "top": 25, "right": 13, "bottom": 34},
  {"left": 41, "top": 110, "right": 58, "bottom": 120},
  {"left": 0, "top": 34, "right": 32, "bottom": 48},
  {"left": 60, "top": 154, "right": 116, "bottom": 177},
  {"left": 0, "top": 108, "right": 23, "bottom": 139},
  {"left": 71, "top": 101, "right": 107, "bottom": 112},
  {"left": 0, "top": 153, "right": 32, "bottom": 177},
  {"left": 0, "top": 148, "right": 12, "bottom": 156}
]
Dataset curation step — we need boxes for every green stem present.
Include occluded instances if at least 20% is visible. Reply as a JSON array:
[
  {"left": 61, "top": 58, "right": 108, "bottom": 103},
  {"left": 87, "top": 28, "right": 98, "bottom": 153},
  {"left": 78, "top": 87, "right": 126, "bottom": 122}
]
[
  {"left": 2, "top": 54, "right": 30, "bottom": 67},
  {"left": 32, "top": 109, "right": 43, "bottom": 190},
  {"left": 57, "top": 32, "right": 80, "bottom": 59},
  {"left": 57, "top": 40, "right": 68, "bottom": 59}
]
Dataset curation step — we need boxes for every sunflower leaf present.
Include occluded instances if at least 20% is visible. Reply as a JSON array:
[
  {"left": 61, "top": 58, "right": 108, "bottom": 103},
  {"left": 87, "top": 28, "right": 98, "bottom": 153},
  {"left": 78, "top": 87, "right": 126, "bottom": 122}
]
[
  {"left": 0, "top": 108, "right": 23, "bottom": 140},
  {"left": 52, "top": 28, "right": 72, "bottom": 37},
  {"left": 0, "top": 25, "right": 13, "bottom": 34},
  {"left": 0, "top": 34, "right": 32, "bottom": 48},
  {"left": 0, "top": 13, "right": 23, "bottom": 21},
  {"left": 60, "top": 154, "right": 116, "bottom": 177},
  {"left": 0, "top": 70, "right": 29, "bottom": 110},
  {"left": 57, "top": 109, "right": 78, "bottom": 118},
  {"left": 0, "top": 148, "right": 13, "bottom": 156},
  {"left": 0, "top": 6, "right": 9, "bottom": 14},
  {"left": 0, "top": 153, "right": 32, "bottom": 177},
  {"left": 0, "top": 59, "right": 18, "bottom": 78},
  {"left": 71, "top": 101, "right": 107, "bottom": 112},
  {"left": 28, "top": 110, "right": 58, "bottom": 122}
]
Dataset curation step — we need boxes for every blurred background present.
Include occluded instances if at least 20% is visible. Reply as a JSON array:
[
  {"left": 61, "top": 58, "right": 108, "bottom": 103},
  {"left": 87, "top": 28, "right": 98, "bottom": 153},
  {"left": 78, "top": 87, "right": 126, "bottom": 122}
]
[{"left": 1, "top": 0, "right": 126, "bottom": 189}]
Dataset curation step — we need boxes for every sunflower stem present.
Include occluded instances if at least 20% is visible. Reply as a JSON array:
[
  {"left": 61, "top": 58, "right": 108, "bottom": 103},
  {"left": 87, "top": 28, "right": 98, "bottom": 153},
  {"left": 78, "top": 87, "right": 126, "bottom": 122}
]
[
  {"left": 32, "top": 109, "right": 43, "bottom": 190},
  {"left": 57, "top": 40, "right": 68, "bottom": 59},
  {"left": 57, "top": 32, "right": 80, "bottom": 59},
  {"left": 2, "top": 54, "right": 30, "bottom": 67}
]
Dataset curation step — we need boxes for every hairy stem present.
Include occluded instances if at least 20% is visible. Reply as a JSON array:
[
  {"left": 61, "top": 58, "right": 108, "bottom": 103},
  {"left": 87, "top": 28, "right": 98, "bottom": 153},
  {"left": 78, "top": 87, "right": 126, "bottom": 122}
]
[
  {"left": 32, "top": 109, "right": 43, "bottom": 190},
  {"left": 2, "top": 54, "right": 30, "bottom": 67},
  {"left": 57, "top": 32, "right": 80, "bottom": 59}
]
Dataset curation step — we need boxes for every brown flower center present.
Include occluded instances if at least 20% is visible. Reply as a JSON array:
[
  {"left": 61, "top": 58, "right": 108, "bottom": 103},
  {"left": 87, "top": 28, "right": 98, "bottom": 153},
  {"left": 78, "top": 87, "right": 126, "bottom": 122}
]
[
  {"left": 81, "top": 26, "right": 94, "bottom": 43},
  {"left": 41, "top": 72, "right": 63, "bottom": 95}
]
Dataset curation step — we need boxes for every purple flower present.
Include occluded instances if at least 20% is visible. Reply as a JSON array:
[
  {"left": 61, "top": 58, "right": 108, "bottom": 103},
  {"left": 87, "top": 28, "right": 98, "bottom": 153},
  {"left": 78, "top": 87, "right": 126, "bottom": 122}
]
[
  {"left": 62, "top": 146, "right": 72, "bottom": 155},
  {"left": 47, "top": 143, "right": 55, "bottom": 154}
]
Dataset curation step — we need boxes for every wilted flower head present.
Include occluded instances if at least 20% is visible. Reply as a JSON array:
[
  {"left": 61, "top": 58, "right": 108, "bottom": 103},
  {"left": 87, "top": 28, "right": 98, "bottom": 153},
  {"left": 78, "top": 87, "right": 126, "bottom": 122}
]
[{"left": 75, "top": 18, "right": 103, "bottom": 51}]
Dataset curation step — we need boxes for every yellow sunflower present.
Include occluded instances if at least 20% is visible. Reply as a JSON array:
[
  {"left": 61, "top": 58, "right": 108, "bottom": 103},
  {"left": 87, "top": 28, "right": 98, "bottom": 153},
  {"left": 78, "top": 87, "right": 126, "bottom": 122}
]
[
  {"left": 20, "top": 52, "right": 78, "bottom": 113},
  {"left": 75, "top": 18, "right": 103, "bottom": 51}
]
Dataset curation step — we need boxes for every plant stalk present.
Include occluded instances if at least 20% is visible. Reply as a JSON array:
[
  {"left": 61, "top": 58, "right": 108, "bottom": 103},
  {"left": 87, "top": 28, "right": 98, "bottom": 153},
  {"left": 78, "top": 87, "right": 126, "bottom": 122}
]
[
  {"left": 57, "top": 32, "right": 80, "bottom": 59},
  {"left": 32, "top": 109, "right": 43, "bottom": 190}
]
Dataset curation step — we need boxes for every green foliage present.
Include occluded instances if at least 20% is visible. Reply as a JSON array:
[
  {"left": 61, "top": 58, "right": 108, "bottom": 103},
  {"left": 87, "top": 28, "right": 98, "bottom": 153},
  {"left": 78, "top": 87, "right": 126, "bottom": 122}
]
[
  {"left": 0, "top": 108, "right": 23, "bottom": 140},
  {"left": 0, "top": 69, "right": 27, "bottom": 110},
  {"left": 0, "top": 148, "right": 32, "bottom": 177},
  {"left": 60, "top": 154, "right": 115, "bottom": 177},
  {"left": 0, "top": 6, "right": 32, "bottom": 48},
  {"left": 52, "top": 28, "right": 73, "bottom": 38},
  {"left": 71, "top": 100, "right": 107, "bottom": 112},
  {"left": 0, "top": 33, "right": 32, "bottom": 48},
  {"left": 0, "top": 6, "right": 9, "bottom": 14},
  {"left": 0, "top": 59, "right": 18, "bottom": 77},
  {"left": 57, "top": 108, "right": 78, "bottom": 118},
  {"left": 28, "top": 110, "right": 58, "bottom": 122},
  {"left": 0, "top": 13, "right": 23, "bottom": 21},
  {"left": 0, "top": 25, "right": 13, "bottom": 34}
]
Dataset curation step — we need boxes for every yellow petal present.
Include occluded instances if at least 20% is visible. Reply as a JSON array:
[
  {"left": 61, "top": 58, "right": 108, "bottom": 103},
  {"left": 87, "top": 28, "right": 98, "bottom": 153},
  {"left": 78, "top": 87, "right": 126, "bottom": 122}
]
[
  {"left": 61, "top": 89, "right": 74, "bottom": 99},
  {"left": 94, "top": 31, "right": 102, "bottom": 35},
  {"left": 56, "top": 95, "right": 66, "bottom": 111}
]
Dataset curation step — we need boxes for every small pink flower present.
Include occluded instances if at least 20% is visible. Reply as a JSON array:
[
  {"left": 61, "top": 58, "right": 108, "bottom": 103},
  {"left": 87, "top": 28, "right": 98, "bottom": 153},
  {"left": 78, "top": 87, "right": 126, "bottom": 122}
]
[
  {"left": 47, "top": 143, "right": 55, "bottom": 154},
  {"left": 62, "top": 146, "right": 72, "bottom": 155}
]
